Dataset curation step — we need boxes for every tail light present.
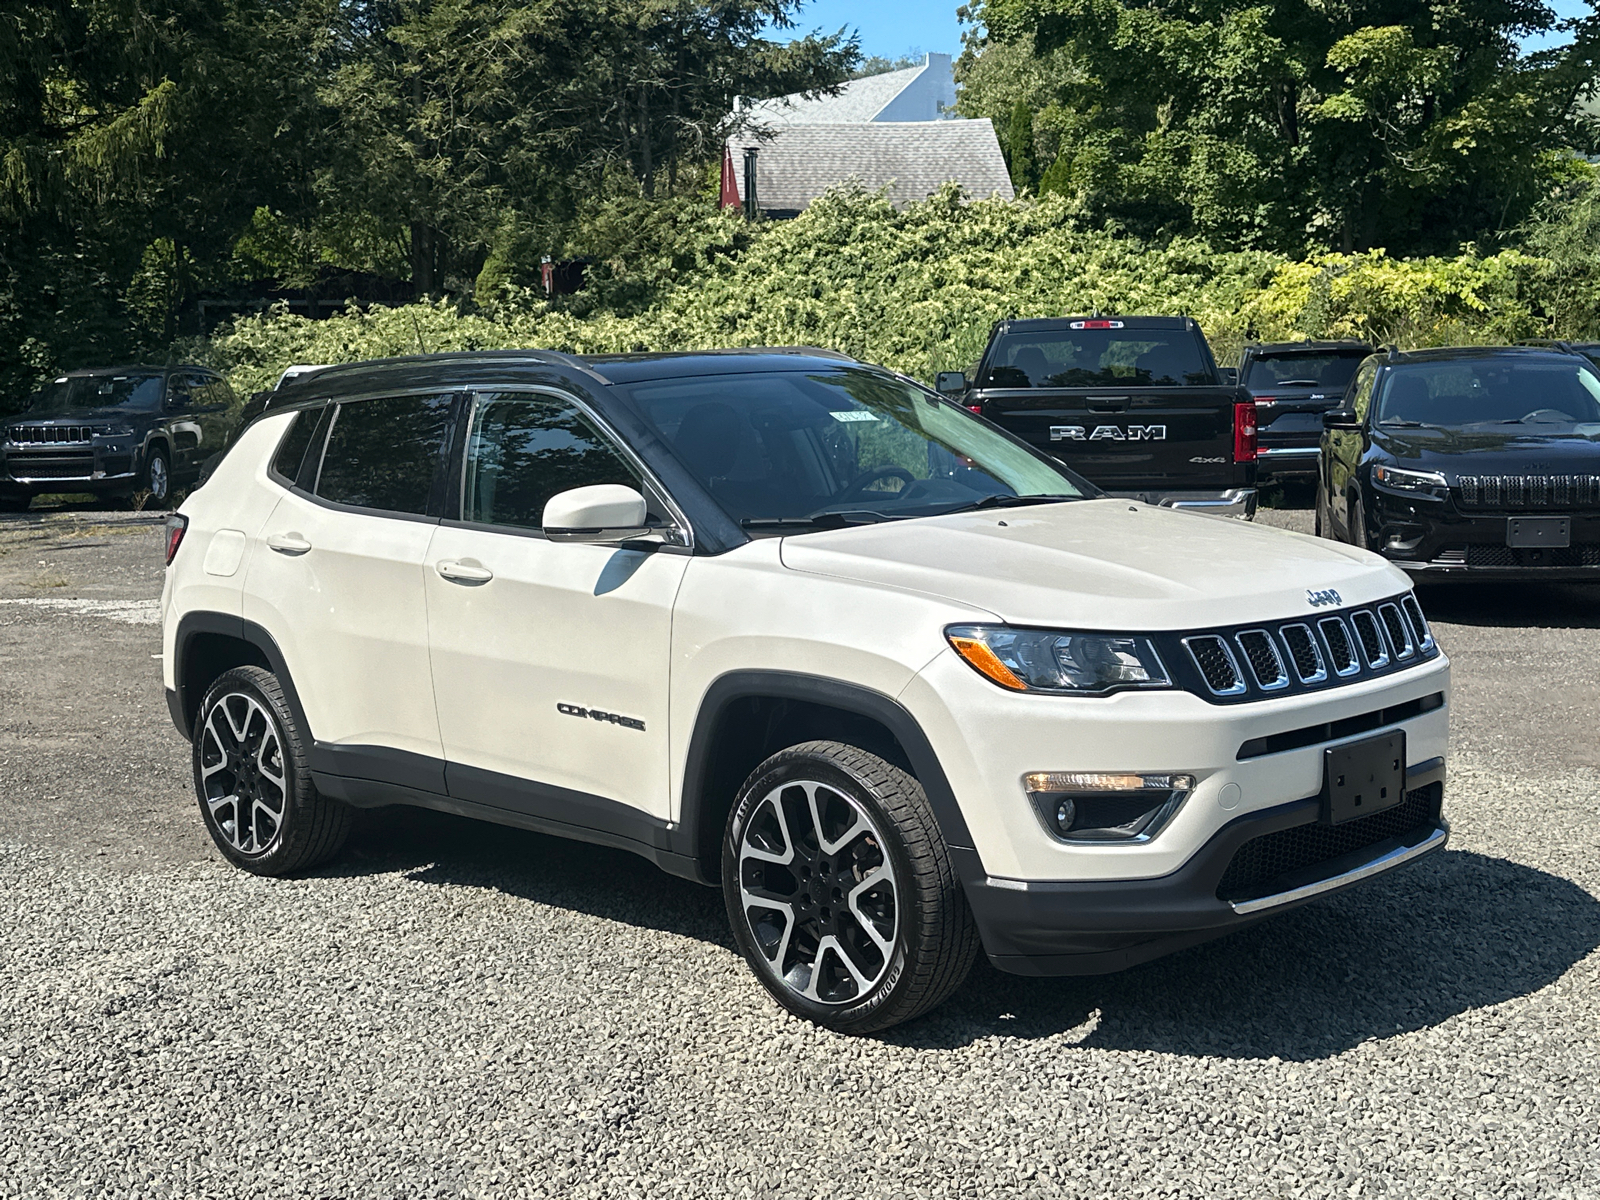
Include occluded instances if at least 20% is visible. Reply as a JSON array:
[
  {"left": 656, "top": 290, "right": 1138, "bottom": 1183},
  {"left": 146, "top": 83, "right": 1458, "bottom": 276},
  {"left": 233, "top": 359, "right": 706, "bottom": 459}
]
[
  {"left": 164, "top": 513, "right": 188, "bottom": 565},
  {"left": 966, "top": 404, "right": 983, "bottom": 415},
  {"left": 1233, "top": 401, "right": 1257, "bottom": 463}
]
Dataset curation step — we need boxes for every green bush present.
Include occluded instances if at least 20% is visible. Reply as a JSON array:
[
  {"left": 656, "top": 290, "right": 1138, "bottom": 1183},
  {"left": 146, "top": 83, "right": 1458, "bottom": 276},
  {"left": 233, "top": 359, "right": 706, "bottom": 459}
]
[{"left": 194, "top": 183, "right": 1596, "bottom": 394}]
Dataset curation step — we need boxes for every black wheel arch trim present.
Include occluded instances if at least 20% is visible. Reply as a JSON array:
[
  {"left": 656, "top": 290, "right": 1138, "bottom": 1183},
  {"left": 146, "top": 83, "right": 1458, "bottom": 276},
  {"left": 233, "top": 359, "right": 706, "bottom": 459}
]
[
  {"left": 169, "top": 612, "right": 311, "bottom": 745},
  {"left": 677, "top": 670, "right": 981, "bottom": 886}
]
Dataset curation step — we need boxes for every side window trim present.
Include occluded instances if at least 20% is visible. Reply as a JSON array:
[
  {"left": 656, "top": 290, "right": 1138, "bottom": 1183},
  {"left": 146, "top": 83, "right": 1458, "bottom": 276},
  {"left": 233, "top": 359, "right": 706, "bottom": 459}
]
[
  {"left": 452, "top": 385, "right": 694, "bottom": 549},
  {"left": 292, "top": 390, "right": 462, "bottom": 522}
]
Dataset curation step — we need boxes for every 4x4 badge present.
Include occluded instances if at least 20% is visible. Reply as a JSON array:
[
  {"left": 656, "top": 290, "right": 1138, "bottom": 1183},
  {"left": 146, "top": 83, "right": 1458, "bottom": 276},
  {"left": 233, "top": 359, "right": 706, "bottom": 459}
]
[{"left": 1307, "top": 588, "right": 1342, "bottom": 608}]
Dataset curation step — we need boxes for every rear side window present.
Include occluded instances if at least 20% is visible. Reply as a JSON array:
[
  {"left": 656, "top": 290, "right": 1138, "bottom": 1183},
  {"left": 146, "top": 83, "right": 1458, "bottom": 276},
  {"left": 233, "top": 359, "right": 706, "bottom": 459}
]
[
  {"left": 270, "top": 409, "right": 321, "bottom": 483},
  {"left": 985, "top": 327, "right": 1215, "bottom": 387},
  {"left": 315, "top": 393, "right": 456, "bottom": 515},
  {"left": 461, "top": 394, "right": 640, "bottom": 530}
]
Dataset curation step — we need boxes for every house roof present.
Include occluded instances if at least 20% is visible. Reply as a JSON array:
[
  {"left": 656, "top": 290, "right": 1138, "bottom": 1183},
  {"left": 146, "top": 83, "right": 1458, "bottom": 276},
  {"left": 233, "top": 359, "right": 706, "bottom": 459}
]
[
  {"left": 726, "top": 120, "right": 1015, "bottom": 212},
  {"left": 744, "top": 54, "right": 957, "bottom": 126}
]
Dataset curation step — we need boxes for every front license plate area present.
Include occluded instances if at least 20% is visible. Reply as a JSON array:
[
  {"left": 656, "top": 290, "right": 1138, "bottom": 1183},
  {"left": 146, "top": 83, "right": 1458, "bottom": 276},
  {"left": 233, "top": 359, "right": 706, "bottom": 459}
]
[
  {"left": 1323, "top": 732, "right": 1405, "bottom": 825},
  {"left": 1507, "top": 516, "right": 1570, "bottom": 548}
]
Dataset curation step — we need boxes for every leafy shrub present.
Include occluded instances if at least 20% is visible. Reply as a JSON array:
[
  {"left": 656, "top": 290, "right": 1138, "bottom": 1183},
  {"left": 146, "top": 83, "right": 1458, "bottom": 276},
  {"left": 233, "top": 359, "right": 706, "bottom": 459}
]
[{"left": 194, "top": 183, "right": 1596, "bottom": 394}]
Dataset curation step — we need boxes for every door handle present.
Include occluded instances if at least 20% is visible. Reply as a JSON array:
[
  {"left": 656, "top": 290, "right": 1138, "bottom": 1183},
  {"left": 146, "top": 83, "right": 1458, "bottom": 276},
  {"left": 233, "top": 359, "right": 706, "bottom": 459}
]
[
  {"left": 266, "top": 532, "right": 312, "bottom": 555},
  {"left": 436, "top": 559, "right": 494, "bottom": 584}
]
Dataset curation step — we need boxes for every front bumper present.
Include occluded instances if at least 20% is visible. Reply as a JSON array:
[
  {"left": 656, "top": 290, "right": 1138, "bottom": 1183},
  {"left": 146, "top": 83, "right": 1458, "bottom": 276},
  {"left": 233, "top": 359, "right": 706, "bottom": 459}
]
[
  {"left": 1104, "top": 487, "right": 1258, "bottom": 520},
  {"left": 962, "top": 759, "right": 1447, "bottom": 975},
  {"left": 1371, "top": 494, "right": 1600, "bottom": 580}
]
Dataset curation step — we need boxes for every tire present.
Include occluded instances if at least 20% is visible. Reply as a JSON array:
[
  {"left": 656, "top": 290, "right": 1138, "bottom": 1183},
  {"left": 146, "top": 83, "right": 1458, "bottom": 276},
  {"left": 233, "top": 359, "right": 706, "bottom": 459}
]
[
  {"left": 723, "top": 740, "right": 980, "bottom": 1034},
  {"left": 141, "top": 446, "right": 171, "bottom": 508},
  {"left": 0, "top": 493, "right": 30, "bottom": 513},
  {"left": 1314, "top": 487, "right": 1327, "bottom": 538},
  {"left": 1348, "top": 496, "right": 1368, "bottom": 550},
  {"left": 192, "top": 666, "right": 352, "bottom": 875}
]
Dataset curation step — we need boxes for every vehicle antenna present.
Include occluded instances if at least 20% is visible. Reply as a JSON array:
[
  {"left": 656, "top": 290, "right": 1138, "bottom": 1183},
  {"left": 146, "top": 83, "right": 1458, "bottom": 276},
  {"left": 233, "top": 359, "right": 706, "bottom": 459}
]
[{"left": 410, "top": 311, "right": 430, "bottom": 356}]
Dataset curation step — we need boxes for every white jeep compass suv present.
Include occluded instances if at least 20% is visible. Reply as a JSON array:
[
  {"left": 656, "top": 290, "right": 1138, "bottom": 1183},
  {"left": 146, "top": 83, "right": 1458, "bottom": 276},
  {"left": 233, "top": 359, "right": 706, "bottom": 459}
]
[{"left": 161, "top": 349, "right": 1450, "bottom": 1033}]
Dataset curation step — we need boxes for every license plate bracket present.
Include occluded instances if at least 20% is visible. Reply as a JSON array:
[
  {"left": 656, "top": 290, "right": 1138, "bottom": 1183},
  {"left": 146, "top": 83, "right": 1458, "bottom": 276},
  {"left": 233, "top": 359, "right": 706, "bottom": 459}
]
[
  {"left": 1322, "top": 732, "right": 1405, "bottom": 825},
  {"left": 1507, "top": 516, "right": 1570, "bottom": 548}
]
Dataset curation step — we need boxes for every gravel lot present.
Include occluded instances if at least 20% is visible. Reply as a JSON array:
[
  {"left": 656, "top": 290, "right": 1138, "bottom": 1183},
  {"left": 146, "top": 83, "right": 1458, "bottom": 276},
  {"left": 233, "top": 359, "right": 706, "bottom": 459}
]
[{"left": 2, "top": 501, "right": 1598, "bottom": 1199}]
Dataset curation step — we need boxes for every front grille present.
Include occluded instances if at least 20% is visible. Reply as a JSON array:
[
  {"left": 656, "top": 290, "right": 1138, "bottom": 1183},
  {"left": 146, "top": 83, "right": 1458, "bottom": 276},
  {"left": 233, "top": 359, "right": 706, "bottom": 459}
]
[
  {"left": 1280, "top": 623, "right": 1325, "bottom": 682},
  {"left": 1216, "top": 783, "right": 1442, "bottom": 902},
  {"left": 1350, "top": 610, "right": 1388, "bottom": 667},
  {"left": 1319, "top": 617, "right": 1358, "bottom": 675},
  {"left": 7, "top": 425, "right": 95, "bottom": 445},
  {"left": 1456, "top": 474, "right": 1600, "bottom": 510},
  {"left": 5, "top": 456, "right": 94, "bottom": 480},
  {"left": 1379, "top": 603, "right": 1415, "bottom": 659},
  {"left": 1236, "top": 630, "right": 1287, "bottom": 689},
  {"left": 1184, "top": 635, "right": 1244, "bottom": 694},
  {"left": 1467, "top": 543, "right": 1600, "bottom": 567},
  {"left": 1401, "top": 595, "right": 1433, "bottom": 649}
]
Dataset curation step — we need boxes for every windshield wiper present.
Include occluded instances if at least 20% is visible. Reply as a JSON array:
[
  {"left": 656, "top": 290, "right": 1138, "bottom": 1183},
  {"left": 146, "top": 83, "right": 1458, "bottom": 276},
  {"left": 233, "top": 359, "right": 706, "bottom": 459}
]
[
  {"left": 741, "top": 510, "right": 898, "bottom": 531},
  {"left": 1380, "top": 419, "right": 1427, "bottom": 428},
  {"left": 936, "top": 493, "right": 1082, "bottom": 516}
]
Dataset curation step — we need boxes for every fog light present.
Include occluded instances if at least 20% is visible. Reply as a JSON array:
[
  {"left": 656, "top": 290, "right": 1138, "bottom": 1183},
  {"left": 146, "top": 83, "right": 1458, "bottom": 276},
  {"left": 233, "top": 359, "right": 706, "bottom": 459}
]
[{"left": 1025, "top": 772, "right": 1197, "bottom": 843}]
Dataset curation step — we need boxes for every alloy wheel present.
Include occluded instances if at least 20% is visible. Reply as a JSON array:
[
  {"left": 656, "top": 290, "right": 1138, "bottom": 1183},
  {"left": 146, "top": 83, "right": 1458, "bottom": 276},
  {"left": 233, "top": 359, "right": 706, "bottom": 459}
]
[
  {"left": 737, "top": 779, "right": 899, "bottom": 1005},
  {"left": 198, "top": 691, "right": 288, "bottom": 855},
  {"left": 148, "top": 454, "right": 169, "bottom": 501}
]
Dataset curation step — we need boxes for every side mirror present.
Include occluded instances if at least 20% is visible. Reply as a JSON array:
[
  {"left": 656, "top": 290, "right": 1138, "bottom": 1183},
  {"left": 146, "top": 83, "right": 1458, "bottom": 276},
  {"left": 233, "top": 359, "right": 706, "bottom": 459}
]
[
  {"left": 1219, "top": 367, "right": 1239, "bottom": 386},
  {"left": 543, "top": 484, "right": 654, "bottom": 544},
  {"left": 1323, "top": 410, "right": 1363, "bottom": 431},
  {"left": 934, "top": 371, "right": 967, "bottom": 396}
]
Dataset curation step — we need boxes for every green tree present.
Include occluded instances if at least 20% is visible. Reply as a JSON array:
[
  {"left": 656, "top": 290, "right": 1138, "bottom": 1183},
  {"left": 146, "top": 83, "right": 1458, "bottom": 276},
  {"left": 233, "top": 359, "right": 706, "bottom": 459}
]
[{"left": 1004, "top": 98, "right": 1036, "bottom": 190}]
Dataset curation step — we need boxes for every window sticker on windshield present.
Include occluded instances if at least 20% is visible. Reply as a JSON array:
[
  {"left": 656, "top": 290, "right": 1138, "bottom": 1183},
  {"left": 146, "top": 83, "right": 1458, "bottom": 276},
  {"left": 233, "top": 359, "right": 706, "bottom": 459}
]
[{"left": 830, "top": 411, "right": 880, "bottom": 423}]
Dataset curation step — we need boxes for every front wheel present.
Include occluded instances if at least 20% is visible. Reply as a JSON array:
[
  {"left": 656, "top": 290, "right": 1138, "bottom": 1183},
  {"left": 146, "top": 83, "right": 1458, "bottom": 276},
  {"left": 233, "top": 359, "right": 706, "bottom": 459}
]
[
  {"left": 141, "top": 446, "right": 171, "bottom": 508},
  {"left": 723, "top": 740, "right": 979, "bottom": 1034},
  {"left": 193, "top": 666, "right": 352, "bottom": 875}
]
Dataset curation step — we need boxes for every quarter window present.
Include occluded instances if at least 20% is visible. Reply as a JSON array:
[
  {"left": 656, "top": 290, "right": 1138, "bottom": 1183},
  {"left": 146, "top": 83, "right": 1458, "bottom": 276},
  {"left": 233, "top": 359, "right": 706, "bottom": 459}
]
[
  {"left": 314, "top": 393, "right": 456, "bottom": 515},
  {"left": 461, "top": 394, "right": 640, "bottom": 530}
]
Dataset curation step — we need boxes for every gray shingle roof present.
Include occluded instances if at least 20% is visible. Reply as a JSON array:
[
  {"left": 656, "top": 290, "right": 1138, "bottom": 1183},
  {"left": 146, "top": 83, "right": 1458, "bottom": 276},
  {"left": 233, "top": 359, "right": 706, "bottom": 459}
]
[
  {"left": 727, "top": 120, "right": 1015, "bottom": 212},
  {"left": 747, "top": 65, "right": 928, "bottom": 125}
]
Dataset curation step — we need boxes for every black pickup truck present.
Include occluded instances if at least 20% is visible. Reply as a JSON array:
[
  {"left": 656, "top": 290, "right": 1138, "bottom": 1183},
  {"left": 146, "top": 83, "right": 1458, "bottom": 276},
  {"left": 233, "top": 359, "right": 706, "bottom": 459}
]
[{"left": 937, "top": 316, "right": 1257, "bottom": 517}]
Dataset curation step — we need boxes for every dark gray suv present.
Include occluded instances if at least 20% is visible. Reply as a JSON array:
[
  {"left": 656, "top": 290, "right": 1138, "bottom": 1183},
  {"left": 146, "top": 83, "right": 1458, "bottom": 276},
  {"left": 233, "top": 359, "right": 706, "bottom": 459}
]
[{"left": 1, "top": 365, "right": 240, "bottom": 510}]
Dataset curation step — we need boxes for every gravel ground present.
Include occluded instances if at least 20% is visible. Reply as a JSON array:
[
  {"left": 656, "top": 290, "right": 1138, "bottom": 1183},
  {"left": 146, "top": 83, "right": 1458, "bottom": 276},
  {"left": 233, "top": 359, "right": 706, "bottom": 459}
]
[{"left": 2, "top": 503, "right": 1599, "bottom": 1199}]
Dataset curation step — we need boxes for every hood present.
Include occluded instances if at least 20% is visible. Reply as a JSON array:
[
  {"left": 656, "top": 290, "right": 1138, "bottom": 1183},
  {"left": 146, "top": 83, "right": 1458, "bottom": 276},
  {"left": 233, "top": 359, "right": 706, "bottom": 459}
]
[
  {"left": 1375, "top": 424, "right": 1600, "bottom": 477},
  {"left": 779, "top": 499, "right": 1408, "bottom": 630},
  {"left": 9, "top": 407, "right": 148, "bottom": 425}
]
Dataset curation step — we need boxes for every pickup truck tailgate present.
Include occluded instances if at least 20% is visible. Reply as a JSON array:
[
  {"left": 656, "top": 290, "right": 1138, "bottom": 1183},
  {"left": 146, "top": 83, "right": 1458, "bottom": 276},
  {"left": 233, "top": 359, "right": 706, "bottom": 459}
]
[{"left": 982, "top": 387, "right": 1238, "bottom": 490}]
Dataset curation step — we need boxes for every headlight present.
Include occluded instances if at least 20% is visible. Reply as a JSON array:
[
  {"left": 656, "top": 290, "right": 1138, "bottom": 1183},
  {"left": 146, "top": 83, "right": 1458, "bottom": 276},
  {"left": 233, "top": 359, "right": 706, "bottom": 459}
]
[
  {"left": 98, "top": 425, "right": 135, "bottom": 438},
  {"left": 945, "top": 625, "right": 1170, "bottom": 694},
  {"left": 1372, "top": 465, "right": 1449, "bottom": 497}
]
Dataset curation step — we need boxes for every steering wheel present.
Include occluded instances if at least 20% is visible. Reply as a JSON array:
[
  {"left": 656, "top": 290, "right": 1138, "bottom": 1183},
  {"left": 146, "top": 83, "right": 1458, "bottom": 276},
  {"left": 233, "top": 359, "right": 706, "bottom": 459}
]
[
  {"left": 835, "top": 464, "right": 918, "bottom": 503},
  {"left": 1517, "top": 408, "right": 1574, "bottom": 423}
]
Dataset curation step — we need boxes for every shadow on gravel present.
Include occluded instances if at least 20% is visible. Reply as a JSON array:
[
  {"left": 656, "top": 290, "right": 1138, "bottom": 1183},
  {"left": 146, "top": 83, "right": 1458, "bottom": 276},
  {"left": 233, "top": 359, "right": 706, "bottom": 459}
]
[
  {"left": 324, "top": 804, "right": 733, "bottom": 948},
  {"left": 903, "top": 849, "right": 1600, "bottom": 1060},
  {"left": 1419, "top": 581, "right": 1600, "bottom": 630},
  {"left": 329, "top": 810, "right": 1599, "bottom": 1061}
]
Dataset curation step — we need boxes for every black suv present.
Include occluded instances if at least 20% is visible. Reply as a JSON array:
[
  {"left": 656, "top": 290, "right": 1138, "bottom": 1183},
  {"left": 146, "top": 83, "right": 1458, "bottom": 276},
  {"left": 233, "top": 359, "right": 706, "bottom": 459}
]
[
  {"left": 1, "top": 365, "right": 240, "bottom": 510},
  {"left": 1238, "top": 340, "right": 1373, "bottom": 478},
  {"left": 1318, "top": 345, "right": 1600, "bottom": 579}
]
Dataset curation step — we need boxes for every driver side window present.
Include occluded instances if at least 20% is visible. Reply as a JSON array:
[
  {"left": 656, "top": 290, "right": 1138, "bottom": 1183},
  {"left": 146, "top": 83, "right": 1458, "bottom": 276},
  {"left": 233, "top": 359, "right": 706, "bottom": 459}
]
[{"left": 461, "top": 393, "right": 641, "bottom": 531}]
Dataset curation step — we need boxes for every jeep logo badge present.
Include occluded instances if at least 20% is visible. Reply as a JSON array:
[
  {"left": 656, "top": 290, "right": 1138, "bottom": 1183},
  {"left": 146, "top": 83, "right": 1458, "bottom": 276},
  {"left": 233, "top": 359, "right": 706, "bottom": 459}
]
[{"left": 1307, "top": 588, "right": 1342, "bottom": 608}]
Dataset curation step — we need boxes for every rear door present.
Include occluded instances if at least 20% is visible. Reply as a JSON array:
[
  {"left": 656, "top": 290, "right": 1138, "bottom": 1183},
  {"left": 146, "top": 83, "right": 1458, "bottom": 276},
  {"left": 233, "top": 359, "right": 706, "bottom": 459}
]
[{"left": 243, "top": 391, "right": 457, "bottom": 785}]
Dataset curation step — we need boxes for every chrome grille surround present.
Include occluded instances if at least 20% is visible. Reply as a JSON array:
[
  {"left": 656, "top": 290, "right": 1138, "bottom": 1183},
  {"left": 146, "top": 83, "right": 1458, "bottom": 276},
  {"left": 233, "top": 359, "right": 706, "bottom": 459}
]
[
  {"left": 1278, "top": 623, "right": 1327, "bottom": 684},
  {"left": 1401, "top": 595, "right": 1434, "bottom": 652},
  {"left": 1379, "top": 602, "right": 1415, "bottom": 660},
  {"left": 1455, "top": 473, "right": 1600, "bottom": 510},
  {"left": 1235, "top": 630, "right": 1289, "bottom": 691},
  {"left": 1181, "top": 635, "right": 1247, "bottom": 696},
  {"left": 7, "top": 424, "right": 97, "bottom": 446},
  {"left": 1318, "top": 617, "right": 1361, "bottom": 676},
  {"left": 1350, "top": 610, "right": 1389, "bottom": 668}
]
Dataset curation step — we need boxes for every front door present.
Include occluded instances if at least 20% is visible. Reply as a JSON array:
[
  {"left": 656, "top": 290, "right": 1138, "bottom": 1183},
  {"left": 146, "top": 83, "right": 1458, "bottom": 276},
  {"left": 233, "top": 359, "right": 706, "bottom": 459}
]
[
  {"left": 424, "top": 389, "right": 689, "bottom": 822},
  {"left": 243, "top": 391, "right": 458, "bottom": 787}
]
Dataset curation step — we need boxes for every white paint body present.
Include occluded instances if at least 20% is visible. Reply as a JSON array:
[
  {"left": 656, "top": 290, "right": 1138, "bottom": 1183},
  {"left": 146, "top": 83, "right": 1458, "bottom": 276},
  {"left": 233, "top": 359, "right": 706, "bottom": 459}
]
[{"left": 166, "top": 416, "right": 1449, "bottom": 886}]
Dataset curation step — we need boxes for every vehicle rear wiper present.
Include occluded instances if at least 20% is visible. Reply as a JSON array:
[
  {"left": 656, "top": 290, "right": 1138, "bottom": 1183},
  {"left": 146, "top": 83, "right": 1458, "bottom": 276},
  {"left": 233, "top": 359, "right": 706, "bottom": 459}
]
[
  {"left": 937, "top": 493, "right": 1082, "bottom": 515},
  {"left": 1273, "top": 379, "right": 1321, "bottom": 387}
]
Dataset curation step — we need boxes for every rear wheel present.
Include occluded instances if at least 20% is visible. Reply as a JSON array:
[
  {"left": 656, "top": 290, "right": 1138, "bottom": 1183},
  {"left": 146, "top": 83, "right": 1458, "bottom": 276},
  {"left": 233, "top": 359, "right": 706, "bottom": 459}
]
[
  {"left": 723, "top": 740, "right": 979, "bottom": 1034},
  {"left": 193, "top": 666, "right": 352, "bottom": 875}
]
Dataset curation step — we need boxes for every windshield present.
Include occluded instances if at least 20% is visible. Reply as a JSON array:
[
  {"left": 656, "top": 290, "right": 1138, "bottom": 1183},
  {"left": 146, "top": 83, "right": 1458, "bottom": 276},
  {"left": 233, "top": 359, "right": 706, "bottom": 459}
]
[
  {"left": 1376, "top": 359, "right": 1600, "bottom": 430},
  {"left": 1243, "top": 351, "right": 1366, "bottom": 392},
  {"left": 29, "top": 373, "right": 164, "bottom": 414},
  {"left": 984, "top": 327, "right": 1215, "bottom": 388},
  {"left": 615, "top": 368, "right": 1089, "bottom": 526}
]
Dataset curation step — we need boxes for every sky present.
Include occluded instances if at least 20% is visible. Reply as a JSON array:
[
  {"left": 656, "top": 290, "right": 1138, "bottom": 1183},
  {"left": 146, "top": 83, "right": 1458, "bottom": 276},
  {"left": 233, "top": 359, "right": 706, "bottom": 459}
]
[{"left": 774, "top": 0, "right": 1592, "bottom": 59}]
